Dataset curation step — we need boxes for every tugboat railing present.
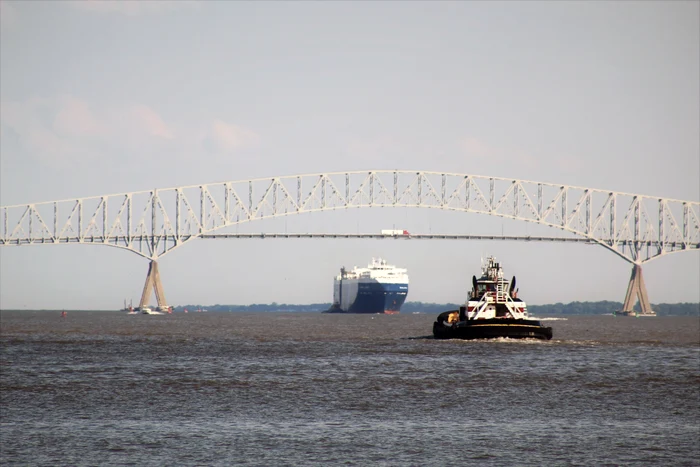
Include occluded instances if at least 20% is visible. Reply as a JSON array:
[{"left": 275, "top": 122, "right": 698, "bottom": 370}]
[
  {"left": 502, "top": 293, "right": 525, "bottom": 318},
  {"left": 479, "top": 283, "right": 526, "bottom": 319},
  {"left": 470, "top": 293, "right": 492, "bottom": 319}
]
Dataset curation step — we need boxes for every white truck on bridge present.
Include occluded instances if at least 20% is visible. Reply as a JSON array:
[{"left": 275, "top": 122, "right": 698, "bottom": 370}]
[{"left": 381, "top": 229, "right": 410, "bottom": 236}]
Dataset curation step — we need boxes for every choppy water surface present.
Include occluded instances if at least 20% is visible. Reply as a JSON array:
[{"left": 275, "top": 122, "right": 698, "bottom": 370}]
[{"left": 1, "top": 311, "right": 698, "bottom": 466}]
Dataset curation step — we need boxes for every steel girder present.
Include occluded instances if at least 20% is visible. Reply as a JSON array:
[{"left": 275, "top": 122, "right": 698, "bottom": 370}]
[{"left": 1, "top": 171, "right": 699, "bottom": 264}]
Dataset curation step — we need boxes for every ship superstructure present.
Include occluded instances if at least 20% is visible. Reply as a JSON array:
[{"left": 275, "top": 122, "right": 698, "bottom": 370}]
[
  {"left": 326, "top": 258, "right": 409, "bottom": 314},
  {"left": 462, "top": 256, "right": 528, "bottom": 320}
]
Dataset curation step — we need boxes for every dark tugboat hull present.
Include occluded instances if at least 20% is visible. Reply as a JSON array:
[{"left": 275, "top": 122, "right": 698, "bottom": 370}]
[{"left": 433, "top": 318, "right": 553, "bottom": 340}]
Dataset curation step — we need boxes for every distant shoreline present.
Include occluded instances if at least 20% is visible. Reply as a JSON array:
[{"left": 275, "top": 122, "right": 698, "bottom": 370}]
[
  {"left": 3, "top": 301, "right": 698, "bottom": 316},
  {"left": 175, "top": 300, "right": 700, "bottom": 316}
]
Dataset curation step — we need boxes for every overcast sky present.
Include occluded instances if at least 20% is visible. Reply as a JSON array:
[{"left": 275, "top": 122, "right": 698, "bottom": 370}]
[{"left": 1, "top": 1, "right": 698, "bottom": 309}]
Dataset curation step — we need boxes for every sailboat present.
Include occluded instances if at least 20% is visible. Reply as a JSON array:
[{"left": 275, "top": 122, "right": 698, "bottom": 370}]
[{"left": 121, "top": 299, "right": 137, "bottom": 314}]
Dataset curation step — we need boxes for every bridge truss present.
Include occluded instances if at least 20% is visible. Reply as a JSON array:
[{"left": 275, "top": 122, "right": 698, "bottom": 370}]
[{"left": 2, "top": 171, "right": 699, "bottom": 314}]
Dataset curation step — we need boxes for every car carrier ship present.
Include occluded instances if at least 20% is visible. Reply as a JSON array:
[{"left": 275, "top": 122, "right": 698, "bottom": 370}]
[{"left": 324, "top": 258, "right": 409, "bottom": 314}]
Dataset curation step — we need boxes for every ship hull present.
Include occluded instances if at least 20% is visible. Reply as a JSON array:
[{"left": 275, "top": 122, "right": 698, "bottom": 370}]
[
  {"left": 433, "top": 317, "right": 553, "bottom": 340},
  {"left": 325, "top": 280, "right": 408, "bottom": 314},
  {"left": 613, "top": 310, "right": 656, "bottom": 317}
]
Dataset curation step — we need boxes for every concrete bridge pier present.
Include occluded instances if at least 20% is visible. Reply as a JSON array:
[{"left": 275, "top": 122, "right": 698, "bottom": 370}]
[
  {"left": 621, "top": 264, "right": 653, "bottom": 315},
  {"left": 138, "top": 260, "right": 168, "bottom": 310}
]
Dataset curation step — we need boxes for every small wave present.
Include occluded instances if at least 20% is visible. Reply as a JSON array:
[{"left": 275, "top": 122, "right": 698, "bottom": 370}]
[
  {"left": 555, "top": 339, "right": 602, "bottom": 346},
  {"left": 536, "top": 317, "right": 568, "bottom": 321}
]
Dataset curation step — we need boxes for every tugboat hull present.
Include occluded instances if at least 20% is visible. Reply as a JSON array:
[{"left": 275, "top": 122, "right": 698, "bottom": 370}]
[{"left": 433, "top": 317, "right": 553, "bottom": 340}]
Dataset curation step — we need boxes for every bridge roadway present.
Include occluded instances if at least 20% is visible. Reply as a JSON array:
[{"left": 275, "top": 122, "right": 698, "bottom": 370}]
[
  {"left": 4, "top": 232, "right": 691, "bottom": 249},
  {"left": 200, "top": 233, "right": 690, "bottom": 249}
]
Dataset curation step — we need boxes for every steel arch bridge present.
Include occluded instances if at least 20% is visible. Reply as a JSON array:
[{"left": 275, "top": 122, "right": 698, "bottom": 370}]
[{"left": 2, "top": 171, "right": 699, "bottom": 313}]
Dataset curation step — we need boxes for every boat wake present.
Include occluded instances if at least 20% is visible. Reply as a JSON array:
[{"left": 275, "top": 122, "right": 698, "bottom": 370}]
[{"left": 443, "top": 336, "right": 553, "bottom": 344}]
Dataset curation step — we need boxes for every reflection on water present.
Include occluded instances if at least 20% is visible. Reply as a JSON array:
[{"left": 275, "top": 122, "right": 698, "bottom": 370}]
[{"left": 1, "top": 312, "right": 699, "bottom": 466}]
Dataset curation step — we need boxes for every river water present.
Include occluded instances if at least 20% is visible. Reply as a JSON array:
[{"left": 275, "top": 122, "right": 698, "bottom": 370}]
[{"left": 1, "top": 311, "right": 698, "bottom": 466}]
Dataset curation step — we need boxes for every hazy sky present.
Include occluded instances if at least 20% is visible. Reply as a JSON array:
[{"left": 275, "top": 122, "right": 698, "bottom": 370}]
[{"left": 1, "top": 1, "right": 698, "bottom": 309}]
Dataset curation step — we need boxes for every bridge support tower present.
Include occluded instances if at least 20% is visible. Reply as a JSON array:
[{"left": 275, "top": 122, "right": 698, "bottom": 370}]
[
  {"left": 139, "top": 260, "right": 168, "bottom": 310},
  {"left": 621, "top": 264, "right": 653, "bottom": 315}
]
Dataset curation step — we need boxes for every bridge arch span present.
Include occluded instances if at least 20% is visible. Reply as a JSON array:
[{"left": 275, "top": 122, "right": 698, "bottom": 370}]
[{"left": 2, "top": 170, "right": 699, "bottom": 264}]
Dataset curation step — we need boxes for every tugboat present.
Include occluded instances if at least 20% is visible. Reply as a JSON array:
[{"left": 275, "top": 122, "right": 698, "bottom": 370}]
[{"left": 433, "top": 256, "right": 553, "bottom": 340}]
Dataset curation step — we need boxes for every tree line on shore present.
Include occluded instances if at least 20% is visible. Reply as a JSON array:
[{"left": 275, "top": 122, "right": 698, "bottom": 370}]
[{"left": 174, "top": 301, "right": 699, "bottom": 315}]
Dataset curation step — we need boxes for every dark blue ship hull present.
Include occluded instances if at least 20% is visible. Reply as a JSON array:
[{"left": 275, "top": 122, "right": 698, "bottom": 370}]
[{"left": 325, "top": 281, "right": 408, "bottom": 314}]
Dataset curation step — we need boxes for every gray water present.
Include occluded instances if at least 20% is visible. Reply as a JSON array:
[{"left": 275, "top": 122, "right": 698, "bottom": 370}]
[{"left": 1, "top": 311, "right": 699, "bottom": 466}]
